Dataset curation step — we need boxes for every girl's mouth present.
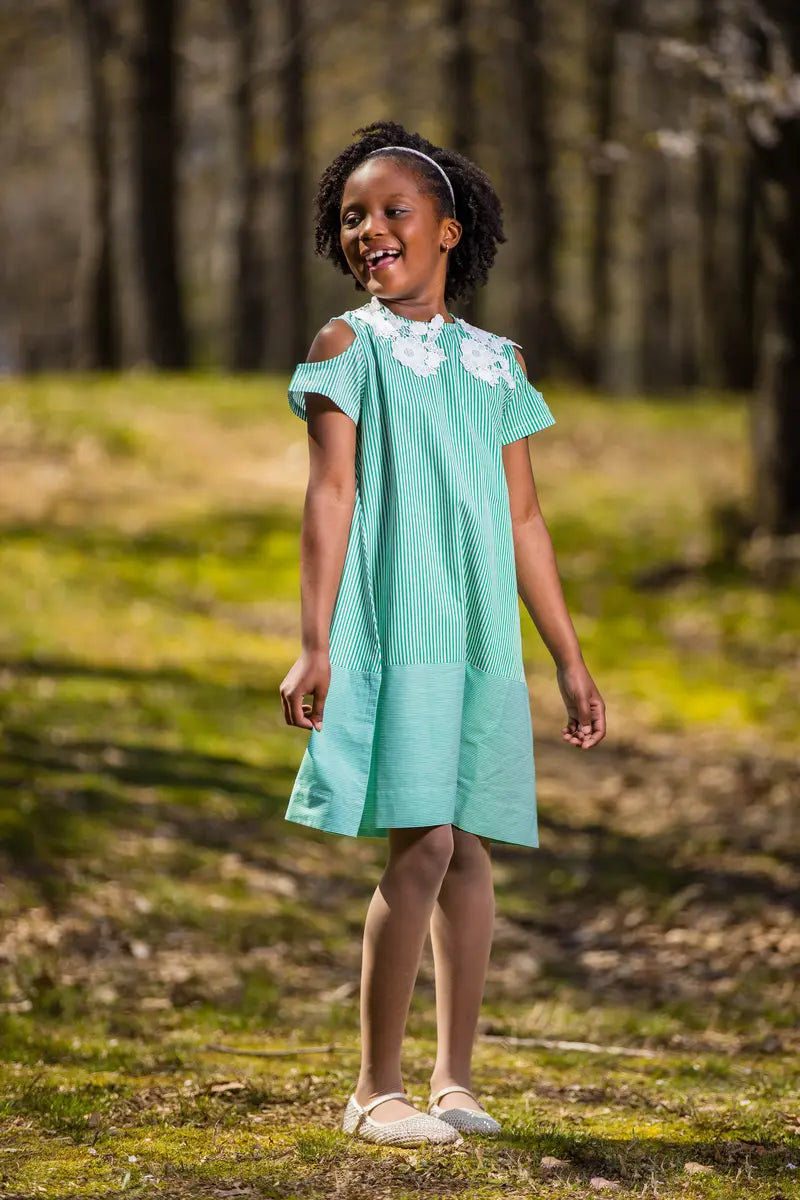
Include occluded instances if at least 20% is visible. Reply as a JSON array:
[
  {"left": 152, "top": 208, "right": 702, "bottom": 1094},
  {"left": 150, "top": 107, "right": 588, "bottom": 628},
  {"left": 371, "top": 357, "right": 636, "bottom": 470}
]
[{"left": 365, "top": 251, "right": 401, "bottom": 273}]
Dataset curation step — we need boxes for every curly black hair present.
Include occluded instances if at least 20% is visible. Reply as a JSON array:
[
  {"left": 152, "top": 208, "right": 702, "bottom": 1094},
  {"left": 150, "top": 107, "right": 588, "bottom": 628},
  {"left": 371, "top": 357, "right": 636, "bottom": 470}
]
[{"left": 313, "top": 120, "right": 507, "bottom": 304}]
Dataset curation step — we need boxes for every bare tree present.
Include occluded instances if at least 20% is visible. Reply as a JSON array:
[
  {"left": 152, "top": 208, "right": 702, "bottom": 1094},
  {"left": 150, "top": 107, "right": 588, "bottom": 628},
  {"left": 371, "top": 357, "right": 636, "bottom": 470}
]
[
  {"left": 663, "top": 0, "right": 800, "bottom": 533},
  {"left": 71, "top": 0, "right": 120, "bottom": 368},
  {"left": 131, "top": 0, "right": 188, "bottom": 368},
  {"left": 696, "top": 0, "right": 757, "bottom": 390},
  {"left": 748, "top": 4, "right": 800, "bottom": 535},
  {"left": 587, "top": 0, "right": 617, "bottom": 385},
  {"left": 727, "top": 151, "right": 759, "bottom": 390},
  {"left": 226, "top": 0, "right": 266, "bottom": 370},
  {"left": 275, "top": 0, "right": 307, "bottom": 369},
  {"left": 640, "top": 64, "right": 679, "bottom": 391},
  {"left": 509, "top": 0, "right": 581, "bottom": 378},
  {"left": 443, "top": 0, "right": 479, "bottom": 326},
  {"left": 587, "top": 0, "right": 636, "bottom": 385}
]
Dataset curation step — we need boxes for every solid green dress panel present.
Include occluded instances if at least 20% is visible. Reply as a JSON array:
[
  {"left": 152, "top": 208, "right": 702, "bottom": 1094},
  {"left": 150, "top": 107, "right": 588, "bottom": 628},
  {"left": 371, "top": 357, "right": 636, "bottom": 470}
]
[{"left": 284, "top": 297, "right": 555, "bottom": 848}]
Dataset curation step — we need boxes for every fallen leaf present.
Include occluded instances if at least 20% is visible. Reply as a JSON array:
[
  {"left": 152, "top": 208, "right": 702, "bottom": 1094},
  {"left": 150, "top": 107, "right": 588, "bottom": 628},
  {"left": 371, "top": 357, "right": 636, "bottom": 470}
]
[
  {"left": 540, "top": 1156, "right": 571, "bottom": 1172},
  {"left": 590, "top": 1178, "right": 620, "bottom": 1191},
  {"left": 684, "top": 1162, "right": 713, "bottom": 1175}
]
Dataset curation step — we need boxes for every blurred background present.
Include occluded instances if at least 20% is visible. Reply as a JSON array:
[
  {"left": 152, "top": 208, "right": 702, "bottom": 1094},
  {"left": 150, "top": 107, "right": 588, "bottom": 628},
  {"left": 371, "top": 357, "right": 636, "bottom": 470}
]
[
  {"left": 2, "top": 0, "right": 799, "bottom": 542},
  {"left": 0, "top": 3, "right": 798, "bottom": 1196}
]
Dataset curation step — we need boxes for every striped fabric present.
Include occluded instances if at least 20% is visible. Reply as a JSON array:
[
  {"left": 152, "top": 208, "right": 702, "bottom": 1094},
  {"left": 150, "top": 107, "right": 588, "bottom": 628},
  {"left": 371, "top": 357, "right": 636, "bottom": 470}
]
[{"left": 284, "top": 298, "right": 555, "bottom": 848}]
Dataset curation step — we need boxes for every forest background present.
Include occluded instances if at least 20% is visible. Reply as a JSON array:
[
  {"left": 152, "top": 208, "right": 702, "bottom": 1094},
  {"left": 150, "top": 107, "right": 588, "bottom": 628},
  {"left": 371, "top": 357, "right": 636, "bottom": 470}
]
[{"left": 0, "top": 2, "right": 798, "bottom": 1198}]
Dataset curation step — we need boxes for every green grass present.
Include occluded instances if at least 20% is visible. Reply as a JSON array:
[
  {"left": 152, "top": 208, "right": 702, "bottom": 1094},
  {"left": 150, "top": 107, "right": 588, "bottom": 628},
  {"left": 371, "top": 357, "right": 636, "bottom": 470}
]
[{"left": 0, "top": 375, "right": 797, "bottom": 1198}]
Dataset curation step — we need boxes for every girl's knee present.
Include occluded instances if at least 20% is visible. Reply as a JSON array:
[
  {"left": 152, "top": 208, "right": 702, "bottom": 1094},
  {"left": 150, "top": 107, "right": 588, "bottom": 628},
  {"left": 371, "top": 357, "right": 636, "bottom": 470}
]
[
  {"left": 387, "top": 823, "right": 455, "bottom": 885},
  {"left": 450, "top": 824, "right": 493, "bottom": 870}
]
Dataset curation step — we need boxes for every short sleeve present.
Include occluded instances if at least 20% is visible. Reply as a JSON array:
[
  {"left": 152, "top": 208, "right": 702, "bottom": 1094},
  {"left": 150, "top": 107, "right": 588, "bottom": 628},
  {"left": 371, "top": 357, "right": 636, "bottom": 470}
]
[
  {"left": 500, "top": 347, "right": 556, "bottom": 445},
  {"left": 287, "top": 333, "right": 367, "bottom": 427}
]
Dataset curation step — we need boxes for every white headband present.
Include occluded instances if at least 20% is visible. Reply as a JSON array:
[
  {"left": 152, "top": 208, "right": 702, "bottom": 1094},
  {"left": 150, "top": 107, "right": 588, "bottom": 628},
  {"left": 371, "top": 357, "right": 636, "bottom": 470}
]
[{"left": 365, "top": 145, "right": 456, "bottom": 214}]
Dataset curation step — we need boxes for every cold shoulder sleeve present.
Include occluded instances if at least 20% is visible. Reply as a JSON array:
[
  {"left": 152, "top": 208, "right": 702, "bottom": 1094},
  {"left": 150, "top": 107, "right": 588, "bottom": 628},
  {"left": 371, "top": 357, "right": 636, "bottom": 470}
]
[
  {"left": 500, "top": 346, "right": 556, "bottom": 446},
  {"left": 287, "top": 333, "right": 367, "bottom": 427}
]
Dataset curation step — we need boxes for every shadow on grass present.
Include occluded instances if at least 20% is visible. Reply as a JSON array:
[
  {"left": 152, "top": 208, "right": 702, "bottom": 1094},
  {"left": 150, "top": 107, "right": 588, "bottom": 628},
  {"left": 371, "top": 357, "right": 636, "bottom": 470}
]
[
  {"left": 0, "top": 653, "right": 280, "bottom": 693},
  {"left": 0, "top": 714, "right": 293, "bottom": 906},
  {"left": 3, "top": 724, "right": 279, "bottom": 797},
  {"left": 498, "top": 809, "right": 800, "bottom": 914},
  {"left": 158, "top": 1129, "right": 794, "bottom": 1199},
  {"left": 1, "top": 506, "right": 302, "bottom": 563},
  {"left": 1, "top": 661, "right": 796, "bottom": 925},
  {"left": 4, "top": 1088, "right": 791, "bottom": 1196},
  {"left": 1, "top": 626, "right": 797, "bottom": 1024},
  {"left": 5, "top": 703, "right": 796, "bottom": 926}
]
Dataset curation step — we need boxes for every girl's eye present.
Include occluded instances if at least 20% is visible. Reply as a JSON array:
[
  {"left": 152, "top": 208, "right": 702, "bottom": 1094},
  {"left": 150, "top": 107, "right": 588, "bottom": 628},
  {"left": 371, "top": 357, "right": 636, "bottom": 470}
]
[{"left": 342, "top": 208, "right": 406, "bottom": 227}]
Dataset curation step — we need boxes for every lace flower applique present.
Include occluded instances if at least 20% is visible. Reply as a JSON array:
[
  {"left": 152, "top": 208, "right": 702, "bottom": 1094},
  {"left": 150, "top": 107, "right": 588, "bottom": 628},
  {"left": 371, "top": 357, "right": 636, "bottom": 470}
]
[
  {"left": 392, "top": 336, "right": 446, "bottom": 376},
  {"left": 351, "top": 296, "right": 517, "bottom": 386},
  {"left": 352, "top": 297, "right": 447, "bottom": 377},
  {"left": 455, "top": 319, "right": 517, "bottom": 389}
]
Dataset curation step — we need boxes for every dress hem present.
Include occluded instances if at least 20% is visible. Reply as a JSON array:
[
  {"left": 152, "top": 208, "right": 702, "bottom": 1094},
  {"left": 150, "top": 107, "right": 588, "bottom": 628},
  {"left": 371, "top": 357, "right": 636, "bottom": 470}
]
[
  {"left": 283, "top": 809, "right": 539, "bottom": 850},
  {"left": 284, "top": 660, "right": 539, "bottom": 849}
]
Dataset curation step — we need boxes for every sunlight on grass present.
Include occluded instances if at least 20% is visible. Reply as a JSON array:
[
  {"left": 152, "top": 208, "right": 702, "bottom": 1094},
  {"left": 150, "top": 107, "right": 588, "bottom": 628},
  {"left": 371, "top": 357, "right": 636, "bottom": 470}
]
[{"left": 0, "top": 376, "right": 797, "bottom": 1199}]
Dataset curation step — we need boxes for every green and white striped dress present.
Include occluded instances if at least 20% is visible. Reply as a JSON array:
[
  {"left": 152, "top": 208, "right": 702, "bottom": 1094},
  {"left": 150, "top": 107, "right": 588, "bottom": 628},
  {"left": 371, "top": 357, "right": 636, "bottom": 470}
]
[{"left": 284, "top": 295, "right": 555, "bottom": 848}]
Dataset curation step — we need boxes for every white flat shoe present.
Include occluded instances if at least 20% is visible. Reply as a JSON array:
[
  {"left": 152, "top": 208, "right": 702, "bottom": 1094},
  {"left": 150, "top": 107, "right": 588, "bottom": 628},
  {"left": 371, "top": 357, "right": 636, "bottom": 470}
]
[
  {"left": 342, "top": 1090, "right": 464, "bottom": 1147},
  {"left": 427, "top": 1085, "right": 502, "bottom": 1135}
]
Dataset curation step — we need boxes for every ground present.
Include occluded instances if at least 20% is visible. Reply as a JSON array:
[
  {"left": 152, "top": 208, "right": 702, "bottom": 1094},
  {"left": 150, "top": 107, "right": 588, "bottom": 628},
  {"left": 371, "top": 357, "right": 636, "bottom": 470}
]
[{"left": 0, "top": 376, "right": 797, "bottom": 1198}]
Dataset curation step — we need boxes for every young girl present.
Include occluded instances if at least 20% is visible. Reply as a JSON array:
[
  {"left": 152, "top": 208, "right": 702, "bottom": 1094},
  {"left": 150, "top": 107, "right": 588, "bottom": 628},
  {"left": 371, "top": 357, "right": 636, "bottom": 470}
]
[{"left": 279, "top": 120, "right": 606, "bottom": 1148}]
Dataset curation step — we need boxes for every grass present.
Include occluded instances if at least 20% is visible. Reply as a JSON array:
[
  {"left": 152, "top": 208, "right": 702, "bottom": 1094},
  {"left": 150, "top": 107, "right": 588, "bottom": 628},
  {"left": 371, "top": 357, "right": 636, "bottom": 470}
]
[{"left": 0, "top": 374, "right": 797, "bottom": 1198}]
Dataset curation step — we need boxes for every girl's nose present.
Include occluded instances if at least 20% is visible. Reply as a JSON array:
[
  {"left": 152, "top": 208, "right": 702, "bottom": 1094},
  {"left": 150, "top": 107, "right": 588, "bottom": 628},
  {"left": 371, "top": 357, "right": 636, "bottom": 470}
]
[{"left": 361, "top": 213, "right": 387, "bottom": 237}]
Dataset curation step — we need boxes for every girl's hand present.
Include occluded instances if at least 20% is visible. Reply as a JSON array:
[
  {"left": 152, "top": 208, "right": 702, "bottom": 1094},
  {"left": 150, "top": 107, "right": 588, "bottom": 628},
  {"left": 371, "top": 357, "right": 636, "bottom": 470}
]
[
  {"left": 280, "top": 650, "right": 331, "bottom": 732},
  {"left": 556, "top": 659, "right": 606, "bottom": 749}
]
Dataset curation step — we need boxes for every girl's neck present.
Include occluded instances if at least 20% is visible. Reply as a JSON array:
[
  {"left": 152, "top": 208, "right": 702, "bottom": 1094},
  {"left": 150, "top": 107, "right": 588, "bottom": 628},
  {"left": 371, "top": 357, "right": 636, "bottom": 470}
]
[{"left": 371, "top": 294, "right": 455, "bottom": 325}]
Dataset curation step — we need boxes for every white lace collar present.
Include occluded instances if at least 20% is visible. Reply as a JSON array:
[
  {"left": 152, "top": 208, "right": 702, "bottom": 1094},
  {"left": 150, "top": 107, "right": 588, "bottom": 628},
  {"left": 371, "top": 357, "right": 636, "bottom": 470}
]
[{"left": 350, "top": 296, "right": 518, "bottom": 388}]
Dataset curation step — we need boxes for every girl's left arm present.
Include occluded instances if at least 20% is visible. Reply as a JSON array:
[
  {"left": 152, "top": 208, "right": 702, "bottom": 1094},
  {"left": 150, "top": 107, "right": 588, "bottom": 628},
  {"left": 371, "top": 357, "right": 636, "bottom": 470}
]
[{"left": 502, "top": 352, "right": 606, "bottom": 750}]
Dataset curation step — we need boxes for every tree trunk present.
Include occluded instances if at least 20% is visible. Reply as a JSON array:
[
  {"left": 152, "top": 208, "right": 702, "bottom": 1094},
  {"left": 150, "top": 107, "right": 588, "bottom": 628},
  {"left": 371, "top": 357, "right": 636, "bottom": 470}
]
[
  {"left": 443, "top": 0, "right": 479, "bottom": 327},
  {"left": 72, "top": 0, "right": 120, "bottom": 368},
  {"left": 751, "top": 138, "right": 800, "bottom": 537},
  {"left": 697, "top": 0, "right": 757, "bottom": 391},
  {"left": 640, "top": 138, "right": 674, "bottom": 391},
  {"left": 131, "top": 0, "right": 188, "bottom": 368},
  {"left": 276, "top": 0, "right": 307, "bottom": 369},
  {"left": 639, "top": 36, "right": 685, "bottom": 394},
  {"left": 226, "top": 0, "right": 266, "bottom": 370},
  {"left": 599, "top": 18, "right": 646, "bottom": 394},
  {"left": 726, "top": 154, "right": 758, "bottom": 390},
  {"left": 696, "top": 0, "right": 723, "bottom": 387},
  {"left": 587, "top": 0, "right": 616, "bottom": 386},
  {"left": 748, "top": 5, "right": 800, "bottom": 535},
  {"left": 509, "top": 0, "right": 570, "bottom": 377}
]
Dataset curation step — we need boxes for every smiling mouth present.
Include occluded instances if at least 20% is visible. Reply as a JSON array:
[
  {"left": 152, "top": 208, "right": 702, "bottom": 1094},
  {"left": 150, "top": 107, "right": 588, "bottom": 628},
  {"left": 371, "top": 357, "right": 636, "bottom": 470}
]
[{"left": 364, "top": 250, "right": 401, "bottom": 272}]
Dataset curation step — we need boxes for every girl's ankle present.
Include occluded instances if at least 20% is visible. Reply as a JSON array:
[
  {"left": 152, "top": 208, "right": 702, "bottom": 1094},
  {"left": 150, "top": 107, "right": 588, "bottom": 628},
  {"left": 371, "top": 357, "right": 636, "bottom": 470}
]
[
  {"left": 429, "top": 1074, "right": 473, "bottom": 1095},
  {"left": 354, "top": 1081, "right": 406, "bottom": 1105}
]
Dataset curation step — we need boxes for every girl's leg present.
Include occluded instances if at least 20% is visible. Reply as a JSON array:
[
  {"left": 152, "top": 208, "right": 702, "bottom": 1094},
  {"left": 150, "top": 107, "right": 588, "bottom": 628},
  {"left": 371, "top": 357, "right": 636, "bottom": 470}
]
[
  {"left": 429, "top": 826, "right": 495, "bottom": 1111},
  {"left": 354, "top": 823, "right": 454, "bottom": 1122}
]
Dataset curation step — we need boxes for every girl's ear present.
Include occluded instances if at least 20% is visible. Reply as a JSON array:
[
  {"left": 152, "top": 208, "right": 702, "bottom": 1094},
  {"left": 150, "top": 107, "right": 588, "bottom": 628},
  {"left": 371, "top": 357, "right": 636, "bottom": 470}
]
[{"left": 441, "top": 219, "right": 462, "bottom": 252}]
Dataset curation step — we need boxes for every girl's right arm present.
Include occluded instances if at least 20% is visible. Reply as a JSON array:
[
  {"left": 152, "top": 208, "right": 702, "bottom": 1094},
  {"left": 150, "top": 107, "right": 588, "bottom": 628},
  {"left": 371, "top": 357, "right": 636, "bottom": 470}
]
[{"left": 279, "top": 319, "right": 359, "bottom": 732}]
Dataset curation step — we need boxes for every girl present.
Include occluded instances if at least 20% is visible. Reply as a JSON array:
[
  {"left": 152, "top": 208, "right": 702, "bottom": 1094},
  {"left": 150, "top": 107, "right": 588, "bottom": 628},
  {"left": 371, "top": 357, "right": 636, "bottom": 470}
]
[{"left": 279, "top": 121, "right": 606, "bottom": 1148}]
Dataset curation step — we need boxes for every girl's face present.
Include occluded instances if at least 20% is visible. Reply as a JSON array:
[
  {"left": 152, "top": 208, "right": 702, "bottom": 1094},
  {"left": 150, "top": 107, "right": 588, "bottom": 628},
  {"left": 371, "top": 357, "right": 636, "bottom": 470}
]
[{"left": 339, "top": 157, "right": 461, "bottom": 310}]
